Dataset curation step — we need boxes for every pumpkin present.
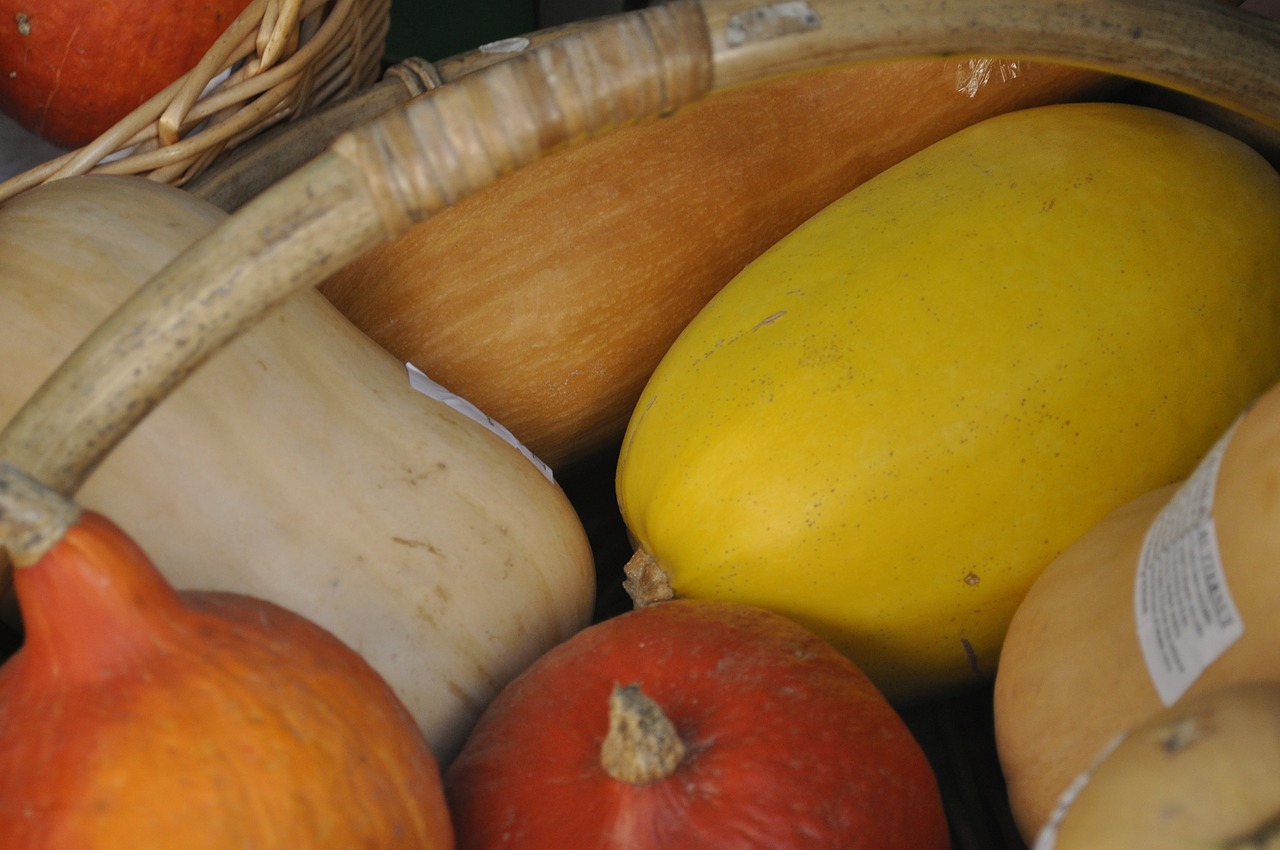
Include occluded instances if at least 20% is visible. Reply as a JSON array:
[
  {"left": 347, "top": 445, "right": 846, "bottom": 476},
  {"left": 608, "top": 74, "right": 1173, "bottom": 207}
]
[
  {"left": 444, "top": 598, "right": 950, "bottom": 849},
  {"left": 614, "top": 102, "right": 1280, "bottom": 704},
  {"left": 0, "top": 0, "right": 254, "bottom": 148},
  {"left": 0, "top": 462, "right": 455, "bottom": 849},
  {"left": 317, "top": 58, "right": 1116, "bottom": 471},
  {"left": 1035, "top": 680, "right": 1280, "bottom": 850},
  {"left": 993, "top": 376, "right": 1280, "bottom": 842},
  {"left": 0, "top": 174, "right": 595, "bottom": 764}
]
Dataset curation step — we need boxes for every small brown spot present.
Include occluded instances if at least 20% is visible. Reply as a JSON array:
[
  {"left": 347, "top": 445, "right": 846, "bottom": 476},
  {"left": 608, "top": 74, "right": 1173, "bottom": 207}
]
[
  {"left": 391, "top": 537, "right": 443, "bottom": 557},
  {"left": 964, "top": 572, "right": 980, "bottom": 586},
  {"left": 1160, "top": 715, "right": 1206, "bottom": 753}
]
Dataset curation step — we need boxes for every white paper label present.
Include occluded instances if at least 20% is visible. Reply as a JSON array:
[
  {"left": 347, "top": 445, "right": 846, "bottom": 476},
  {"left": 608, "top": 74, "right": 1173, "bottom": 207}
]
[
  {"left": 1134, "top": 417, "right": 1244, "bottom": 706},
  {"left": 406, "top": 363, "right": 554, "bottom": 483},
  {"left": 1032, "top": 731, "right": 1128, "bottom": 850}
]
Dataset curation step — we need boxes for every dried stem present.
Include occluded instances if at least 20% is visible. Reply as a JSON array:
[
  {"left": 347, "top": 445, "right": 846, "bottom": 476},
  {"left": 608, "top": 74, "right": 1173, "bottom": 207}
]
[{"left": 600, "top": 683, "right": 687, "bottom": 785}]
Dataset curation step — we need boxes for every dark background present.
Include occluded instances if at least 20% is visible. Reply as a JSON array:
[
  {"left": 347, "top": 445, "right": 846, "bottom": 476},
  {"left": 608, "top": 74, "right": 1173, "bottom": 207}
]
[{"left": 384, "top": 1, "right": 646, "bottom": 63}]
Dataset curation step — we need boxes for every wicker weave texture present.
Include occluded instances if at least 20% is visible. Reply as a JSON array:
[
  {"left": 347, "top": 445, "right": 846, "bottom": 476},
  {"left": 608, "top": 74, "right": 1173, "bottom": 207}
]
[{"left": 0, "top": 0, "right": 389, "bottom": 204}]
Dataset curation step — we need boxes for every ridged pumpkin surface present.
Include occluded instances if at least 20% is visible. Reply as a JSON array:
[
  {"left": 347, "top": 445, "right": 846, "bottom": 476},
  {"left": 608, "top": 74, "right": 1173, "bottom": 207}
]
[
  {"left": 0, "top": 511, "right": 454, "bottom": 849},
  {"left": 615, "top": 102, "right": 1280, "bottom": 702},
  {"left": 444, "top": 599, "right": 949, "bottom": 849}
]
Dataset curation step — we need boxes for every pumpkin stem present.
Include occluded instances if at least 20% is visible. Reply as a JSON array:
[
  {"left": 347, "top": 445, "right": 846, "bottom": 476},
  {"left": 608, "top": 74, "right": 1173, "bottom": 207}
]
[
  {"left": 600, "top": 683, "right": 686, "bottom": 785},
  {"left": 622, "top": 549, "right": 675, "bottom": 608},
  {"left": 0, "top": 460, "right": 79, "bottom": 567}
]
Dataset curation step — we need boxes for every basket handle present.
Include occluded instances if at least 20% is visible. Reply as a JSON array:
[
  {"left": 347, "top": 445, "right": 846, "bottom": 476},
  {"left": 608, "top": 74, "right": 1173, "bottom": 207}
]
[{"left": 0, "top": 0, "right": 1276, "bottom": 568}]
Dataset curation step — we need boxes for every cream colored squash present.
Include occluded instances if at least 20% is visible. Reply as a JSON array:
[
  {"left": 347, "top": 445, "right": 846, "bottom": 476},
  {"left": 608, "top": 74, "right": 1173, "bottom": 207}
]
[
  {"left": 0, "top": 175, "right": 595, "bottom": 764},
  {"left": 615, "top": 102, "right": 1280, "bottom": 704},
  {"left": 1036, "top": 681, "right": 1280, "bottom": 850},
  {"left": 995, "top": 376, "right": 1280, "bottom": 843}
]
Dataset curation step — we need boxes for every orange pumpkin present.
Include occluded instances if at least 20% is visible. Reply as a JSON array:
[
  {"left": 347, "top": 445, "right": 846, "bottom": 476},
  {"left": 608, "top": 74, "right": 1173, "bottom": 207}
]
[
  {"left": 444, "top": 598, "right": 950, "bottom": 849},
  {"left": 0, "top": 0, "right": 254, "bottom": 147},
  {"left": 0, "top": 466, "right": 455, "bottom": 849}
]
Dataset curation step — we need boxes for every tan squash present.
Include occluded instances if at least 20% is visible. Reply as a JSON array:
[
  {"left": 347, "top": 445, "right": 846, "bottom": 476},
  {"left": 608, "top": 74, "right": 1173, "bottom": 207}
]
[
  {"left": 318, "top": 58, "right": 1117, "bottom": 470},
  {"left": 1037, "top": 680, "right": 1280, "bottom": 850},
  {"left": 994, "top": 378, "right": 1280, "bottom": 843},
  {"left": 0, "top": 174, "right": 595, "bottom": 765}
]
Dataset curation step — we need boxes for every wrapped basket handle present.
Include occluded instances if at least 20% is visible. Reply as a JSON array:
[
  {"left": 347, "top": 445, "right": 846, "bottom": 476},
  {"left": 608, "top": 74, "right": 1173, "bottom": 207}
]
[{"left": 0, "top": 0, "right": 1277, "bottom": 575}]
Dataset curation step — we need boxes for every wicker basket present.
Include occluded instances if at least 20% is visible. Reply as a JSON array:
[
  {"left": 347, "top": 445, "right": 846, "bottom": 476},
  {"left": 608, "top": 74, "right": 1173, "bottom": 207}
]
[
  {"left": 186, "top": 19, "right": 603, "bottom": 212},
  {"left": 0, "top": 0, "right": 389, "bottom": 205}
]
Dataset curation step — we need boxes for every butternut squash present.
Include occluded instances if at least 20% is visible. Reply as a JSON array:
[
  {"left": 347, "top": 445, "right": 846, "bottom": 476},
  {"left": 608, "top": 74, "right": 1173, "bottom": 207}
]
[
  {"left": 615, "top": 102, "right": 1280, "bottom": 705},
  {"left": 1035, "top": 681, "right": 1280, "bottom": 850},
  {"left": 994, "top": 376, "right": 1280, "bottom": 843},
  {"left": 0, "top": 174, "right": 595, "bottom": 765},
  {"left": 318, "top": 59, "right": 1116, "bottom": 471}
]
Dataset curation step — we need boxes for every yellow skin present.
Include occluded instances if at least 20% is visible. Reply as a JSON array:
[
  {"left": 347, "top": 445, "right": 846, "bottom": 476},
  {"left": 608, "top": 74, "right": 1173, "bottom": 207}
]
[{"left": 615, "top": 102, "right": 1280, "bottom": 703}]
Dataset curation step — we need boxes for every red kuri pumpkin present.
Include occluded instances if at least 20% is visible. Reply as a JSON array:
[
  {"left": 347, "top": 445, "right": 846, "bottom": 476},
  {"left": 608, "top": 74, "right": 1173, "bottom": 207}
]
[
  {"left": 0, "top": 463, "right": 455, "bottom": 849},
  {"left": 0, "top": 0, "right": 253, "bottom": 148},
  {"left": 444, "top": 598, "right": 950, "bottom": 849}
]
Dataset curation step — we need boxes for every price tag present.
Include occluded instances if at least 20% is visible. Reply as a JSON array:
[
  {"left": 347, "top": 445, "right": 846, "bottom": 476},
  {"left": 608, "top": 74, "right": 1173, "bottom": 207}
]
[
  {"left": 1134, "top": 418, "right": 1244, "bottom": 706},
  {"left": 406, "top": 363, "right": 554, "bottom": 484}
]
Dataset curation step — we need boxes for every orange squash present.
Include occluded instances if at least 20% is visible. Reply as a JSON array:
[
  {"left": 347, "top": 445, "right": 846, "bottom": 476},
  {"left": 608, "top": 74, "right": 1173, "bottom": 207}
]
[
  {"left": 0, "top": 464, "right": 455, "bottom": 849},
  {"left": 444, "top": 598, "right": 950, "bottom": 849},
  {"left": 319, "top": 58, "right": 1116, "bottom": 470}
]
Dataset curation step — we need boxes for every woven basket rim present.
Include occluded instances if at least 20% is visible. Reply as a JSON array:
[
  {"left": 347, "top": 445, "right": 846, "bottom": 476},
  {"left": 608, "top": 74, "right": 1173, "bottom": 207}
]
[{"left": 0, "top": 0, "right": 389, "bottom": 204}]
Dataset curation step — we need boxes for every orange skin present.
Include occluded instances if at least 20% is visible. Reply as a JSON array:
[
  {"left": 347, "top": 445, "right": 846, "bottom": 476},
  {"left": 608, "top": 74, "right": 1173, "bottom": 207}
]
[
  {"left": 0, "top": 0, "right": 252, "bottom": 147},
  {"left": 0, "top": 511, "right": 455, "bottom": 849},
  {"left": 445, "top": 598, "right": 951, "bottom": 850}
]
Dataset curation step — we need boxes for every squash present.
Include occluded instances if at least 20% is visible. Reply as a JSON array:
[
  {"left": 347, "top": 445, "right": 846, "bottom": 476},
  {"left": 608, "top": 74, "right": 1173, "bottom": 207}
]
[
  {"left": 443, "top": 597, "right": 951, "bottom": 849},
  {"left": 0, "top": 462, "right": 455, "bottom": 849},
  {"left": 1034, "top": 680, "right": 1280, "bottom": 850},
  {"left": 318, "top": 59, "right": 1116, "bottom": 471},
  {"left": 614, "top": 102, "right": 1280, "bottom": 704},
  {"left": 993, "top": 376, "right": 1280, "bottom": 843},
  {"left": 0, "top": 174, "right": 595, "bottom": 765},
  {"left": 0, "top": 0, "right": 255, "bottom": 148}
]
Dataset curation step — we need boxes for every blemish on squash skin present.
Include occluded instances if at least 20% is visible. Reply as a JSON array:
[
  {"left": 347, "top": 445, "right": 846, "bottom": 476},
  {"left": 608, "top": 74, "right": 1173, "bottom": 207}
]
[
  {"left": 391, "top": 537, "right": 444, "bottom": 557},
  {"left": 622, "top": 395, "right": 657, "bottom": 459},
  {"left": 753, "top": 310, "right": 786, "bottom": 330},
  {"left": 961, "top": 638, "right": 982, "bottom": 678},
  {"left": 445, "top": 680, "right": 483, "bottom": 715},
  {"left": 404, "top": 462, "right": 447, "bottom": 485},
  {"left": 1159, "top": 716, "right": 1207, "bottom": 753}
]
